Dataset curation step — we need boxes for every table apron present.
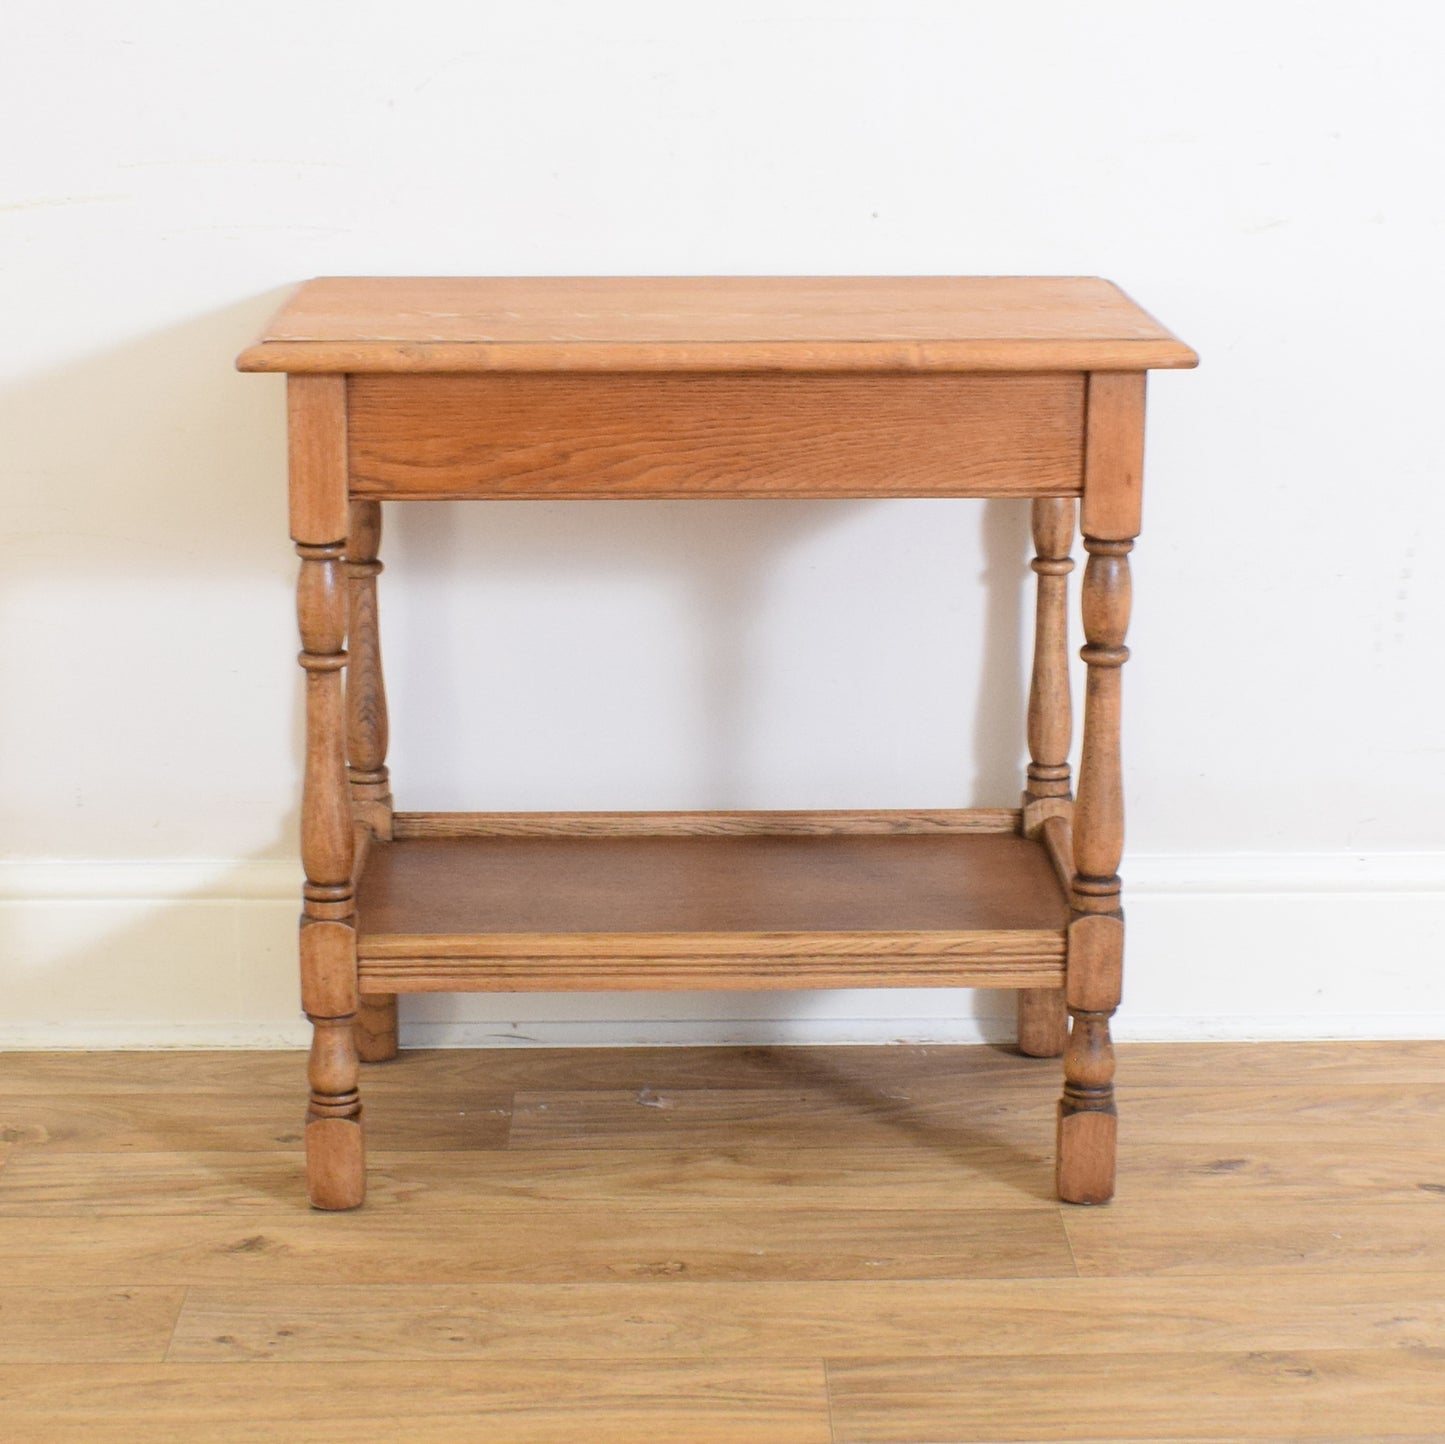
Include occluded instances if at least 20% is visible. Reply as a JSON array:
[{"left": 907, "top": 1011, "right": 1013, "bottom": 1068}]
[{"left": 344, "top": 372, "right": 1086, "bottom": 501}]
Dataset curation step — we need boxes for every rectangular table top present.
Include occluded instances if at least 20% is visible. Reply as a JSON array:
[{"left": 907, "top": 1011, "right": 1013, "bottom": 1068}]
[{"left": 236, "top": 276, "right": 1196, "bottom": 374}]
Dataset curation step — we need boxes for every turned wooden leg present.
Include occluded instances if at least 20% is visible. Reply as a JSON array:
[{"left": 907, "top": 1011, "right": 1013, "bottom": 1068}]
[
  {"left": 298, "top": 540, "right": 363, "bottom": 1208},
  {"left": 1018, "top": 497, "right": 1075, "bottom": 1057},
  {"left": 291, "top": 375, "right": 364, "bottom": 1210},
  {"left": 1057, "top": 533, "right": 1132, "bottom": 1204},
  {"left": 346, "top": 498, "right": 398, "bottom": 1062}
]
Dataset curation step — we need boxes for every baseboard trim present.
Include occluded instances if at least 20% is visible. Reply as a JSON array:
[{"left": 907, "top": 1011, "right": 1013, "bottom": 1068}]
[
  {"left": 1, "top": 849, "right": 1442, "bottom": 1048},
  {"left": 1, "top": 851, "right": 1439, "bottom": 902}
]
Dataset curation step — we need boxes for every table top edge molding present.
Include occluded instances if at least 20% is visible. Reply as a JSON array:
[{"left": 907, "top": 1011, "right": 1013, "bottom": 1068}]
[{"left": 235, "top": 275, "right": 1198, "bottom": 373}]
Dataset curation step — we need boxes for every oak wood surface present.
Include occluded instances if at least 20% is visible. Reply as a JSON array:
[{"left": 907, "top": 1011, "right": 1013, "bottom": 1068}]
[
  {"left": 1018, "top": 495, "right": 1075, "bottom": 1056},
  {"left": 243, "top": 276, "right": 1191, "bottom": 1210},
  {"left": 346, "top": 372, "right": 1085, "bottom": 500},
  {"left": 236, "top": 275, "right": 1198, "bottom": 373},
  {"left": 356, "top": 831, "right": 1068, "bottom": 938},
  {"left": 1022, "top": 496, "right": 1076, "bottom": 819},
  {"left": 0, "top": 1043, "right": 1440, "bottom": 1443},
  {"left": 392, "top": 807, "right": 1022, "bottom": 837},
  {"left": 344, "top": 499, "right": 398, "bottom": 1062},
  {"left": 285, "top": 375, "right": 347, "bottom": 544},
  {"left": 358, "top": 951, "right": 1064, "bottom": 994},
  {"left": 351, "top": 831, "right": 1070, "bottom": 990},
  {"left": 1057, "top": 528, "right": 1135, "bottom": 1203},
  {"left": 1082, "top": 369, "right": 1149, "bottom": 540},
  {"left": 344, "top": 498, "right": 393, "bottom": 839}
]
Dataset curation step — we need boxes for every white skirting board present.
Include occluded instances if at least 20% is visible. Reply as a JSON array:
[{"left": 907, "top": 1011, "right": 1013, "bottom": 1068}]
[{"left": 0, "top": 853, "right": 1441, "bottom": 1048}]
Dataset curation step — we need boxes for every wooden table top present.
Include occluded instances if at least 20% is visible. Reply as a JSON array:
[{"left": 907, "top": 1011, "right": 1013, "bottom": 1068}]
[{"left": 236, "top": 276, "right": 1197, "bottom": 374}]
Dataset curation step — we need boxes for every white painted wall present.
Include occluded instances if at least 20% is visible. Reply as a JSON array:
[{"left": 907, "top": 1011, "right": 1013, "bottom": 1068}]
[{"left": 2, "top": 0, "right": 1441, "bottom": 1046}]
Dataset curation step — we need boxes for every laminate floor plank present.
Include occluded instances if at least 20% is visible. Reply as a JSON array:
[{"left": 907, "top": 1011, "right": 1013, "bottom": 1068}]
[
  {"left": 825, "top": 1351, "right": 1445, "bottom": 1441},
  {"left": 167, "top": 1273, "right": 1445, "bottom": 1363},
  {"left": 0, "top": 1206, "right": 1075, "bottom": 1285},
  {"left": 505, "top": 1079, "right": 1445, "bottom": 1150},
  {"left": 506, "top": 1083, "right": 1057, "bottom": 1151},
  {"left": 4, "top": 1042, "right": 1443, "bottom": 1444},
  {"left": 0, "top": 1360, "right": 830, "bottom": 1444},
  {"left": 6, "top": 1135, "right": 1440, "bottom": 1219},
  {"left": 0, "top": 1143, "right": 1054, "bottom": 1215},
  {"left": 0, "top": 1286, "right": 185, "bottom": 1363},
  {"left": 1116, "top": 1138, "right": 1445, "bottom": 1205},
  {"left": 5, "top": 1077, "right": 1435, "bottom": 1159},
  {"left": 1065, "top": 1198, "right": 1445, "bottom": 1277},
  {"left": 0, "top": 1091, "right": 513, "bottom": 1153}
]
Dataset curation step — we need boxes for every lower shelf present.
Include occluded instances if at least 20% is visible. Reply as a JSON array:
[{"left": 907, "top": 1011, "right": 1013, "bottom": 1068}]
[{"left": 354, "top": 809, "right": 1069, "bottom": 993}]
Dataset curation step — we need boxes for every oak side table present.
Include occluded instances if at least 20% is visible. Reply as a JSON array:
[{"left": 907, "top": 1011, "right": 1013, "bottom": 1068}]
[{"left": 237, "top": 276, "right": 1196, "bottom": 1210}]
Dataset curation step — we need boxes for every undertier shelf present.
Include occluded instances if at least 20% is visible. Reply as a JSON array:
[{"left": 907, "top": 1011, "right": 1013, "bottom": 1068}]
[{"left": 354, "top": 810, "right": 1070, "bottom": 993}]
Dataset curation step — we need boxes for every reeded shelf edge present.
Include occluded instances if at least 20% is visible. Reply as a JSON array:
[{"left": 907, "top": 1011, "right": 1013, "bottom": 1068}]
[
  {"left": 357, "top": 948, "right": 1066, "bottom": 994},
  {"left": 357, "top": 930, "right": 1068, "bottom": 960},
  {"left": 391, "top": 808, "right": 1024, "bottom": 838}
]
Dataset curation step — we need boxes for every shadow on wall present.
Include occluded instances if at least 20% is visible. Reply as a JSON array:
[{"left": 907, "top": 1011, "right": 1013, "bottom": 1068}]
[
  {"left": 383, "top": 493, "right": 1034, "bottom": 808},
  {"left": 0, "top": 291, "right": 1037, "bottom": 1046},
  {"left": 380, "top": 487, "right": 1035, "bottom": 1045}
]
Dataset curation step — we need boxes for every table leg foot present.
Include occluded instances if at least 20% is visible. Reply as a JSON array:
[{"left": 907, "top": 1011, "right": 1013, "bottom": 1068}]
[
  {"left": 356, "top": 994, "right": 399, "bottom": 1062},
  {"left": 305, "top": 1115, "right": 366, "bottom": 1211},
  {"left": 1056, "top": 1103, "right": 1117, "bottom": 1204},
  {"left": 1056, "top": 1006, "right": 1117, "bottom": 1203},
  {"left": 1016, "top": 986, "right": 1067, "bottom": 1057}
]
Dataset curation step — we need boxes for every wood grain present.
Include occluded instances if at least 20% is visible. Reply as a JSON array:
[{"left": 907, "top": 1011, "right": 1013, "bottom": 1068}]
[
  {"left": 356, "top": 832, "right": 1069, "bottom": 938},
  {"left": 503, "top": 1084, "right": 1059, "bottom": 1152},
  {"left": 392, "top": 807, "right": 1023, "bottom": 837},
  {"left": 1082, "top": 369, "right": 1149, "bottom": 540},
  {"left": 359, "top": 950, "right": 1064, "bottom": 994},
  {"left": 0, "top": 1089, "right": 512, "bottom": 1154},
  {"left": 0, "top": 1360, "right": 831, "bottom": 1444},
  {"left": 1064, "top": 1198, "right": 1445, "bottom": 1277},
  {"left": 353, "top": 829, "right": 1069, "bottom": 989},
  {"left": 347, "top": 372, "right": 1085, "bottom": 500},
  {"left": 1022, "top": 495, "right": 1076, "bottom": 821},
  {"left": 1018, "top": 510, "right": 1072, "bottom": 1062},
  {"left": 0, "top": 1043, "right": 1441, "bottom": 1444},
  {"left": 1058, "top": 529, "right": 1136, "bottom": 1202},
  {"left": 285, "top": 374, "right": 347, "bottom": 544},
  {"left": 0, "top": 1207, "right": 1076, "bottom": 1285},
  {"left": 165, "top": 1273, "right": 1445, "bottom": 1362},
  {"left": 826, "top": 1350, "right": 1445, "bottom": 1442},
  {"left": 344, "top": 498, "right": 393, "bottom": 840},
  {"left": 0, "top": 1144, "right": 1055, "bottom": 1216},
  {"left": 248, "top": 276, "right": 1194, "bottom": 1210},
  {"left": 0, "top": 1287, "right": 184, "bottom": 1363},
  {"left": 236, "top": 275, "right": 1198, "bottom": 373},
  {"left": 343, "top": 499, "right": 398, "bottom": 1060}
]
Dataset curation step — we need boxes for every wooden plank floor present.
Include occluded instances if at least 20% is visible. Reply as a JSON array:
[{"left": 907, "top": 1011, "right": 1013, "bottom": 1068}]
[{"left": 1, "top": 1042, "right": 1444, "bottom": 1442}]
